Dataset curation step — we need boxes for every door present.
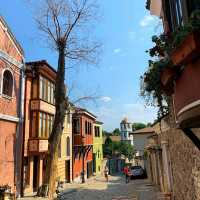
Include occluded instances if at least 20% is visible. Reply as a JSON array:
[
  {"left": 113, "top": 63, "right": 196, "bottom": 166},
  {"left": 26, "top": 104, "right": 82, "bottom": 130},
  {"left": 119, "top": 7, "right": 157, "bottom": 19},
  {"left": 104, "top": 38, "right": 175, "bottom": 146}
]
[
  {"left": 93, "top": 153, "right": 96, "bottom": 173},
  {"left": 65, "top": 160, "right": 70, "bottom": 183},
  {"left": 87, "top": 161, "right": 93, "bottom": 178},
  {"left": 33, "top": 156, "right": 39, "bottom": 191}
]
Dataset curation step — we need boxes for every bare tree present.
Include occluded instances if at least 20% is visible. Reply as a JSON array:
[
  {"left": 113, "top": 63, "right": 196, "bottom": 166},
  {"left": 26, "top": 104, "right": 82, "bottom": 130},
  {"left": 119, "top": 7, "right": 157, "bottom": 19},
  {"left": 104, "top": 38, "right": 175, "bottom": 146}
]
[{"left": 33, "top": 0, "right": 101, "bottom": 199}]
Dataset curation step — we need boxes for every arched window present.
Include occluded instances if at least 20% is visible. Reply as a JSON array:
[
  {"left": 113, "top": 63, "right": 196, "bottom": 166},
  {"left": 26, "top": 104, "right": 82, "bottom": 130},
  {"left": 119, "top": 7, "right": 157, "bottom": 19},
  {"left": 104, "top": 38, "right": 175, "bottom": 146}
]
[
  {"left": 66, "top": 137, "right": 70, "bottom": 156},
  {"left": 2, "top": 70, "right": 13, "bottom": 97}
]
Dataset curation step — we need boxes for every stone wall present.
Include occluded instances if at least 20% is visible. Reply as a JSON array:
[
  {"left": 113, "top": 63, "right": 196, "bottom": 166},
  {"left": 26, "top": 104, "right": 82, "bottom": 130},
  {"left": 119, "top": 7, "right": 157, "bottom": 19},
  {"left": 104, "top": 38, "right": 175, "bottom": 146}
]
[{"left": 165, "top": 128, "right": 200, "bottom": 200}]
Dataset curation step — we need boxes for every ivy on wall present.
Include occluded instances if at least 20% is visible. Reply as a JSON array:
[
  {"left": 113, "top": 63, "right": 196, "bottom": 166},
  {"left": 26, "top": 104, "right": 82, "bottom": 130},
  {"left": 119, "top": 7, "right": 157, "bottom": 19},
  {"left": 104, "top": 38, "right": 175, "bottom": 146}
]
[{"left": 141, "top": 7, "right": 200, "bottom": 118}]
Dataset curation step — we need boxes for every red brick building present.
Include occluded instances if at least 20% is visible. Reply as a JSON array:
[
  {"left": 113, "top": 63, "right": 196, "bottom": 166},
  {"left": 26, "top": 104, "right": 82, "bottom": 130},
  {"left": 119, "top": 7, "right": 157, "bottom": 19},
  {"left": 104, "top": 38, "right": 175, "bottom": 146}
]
[
  {"left": 22, "top": 60, "right": 56, "bottom": 194},
  {"left": 0, "top": 16, "right": 25, "bottom": 197},
  {"left": 72, "top": 108, "right": 96, "bottom": 183}
]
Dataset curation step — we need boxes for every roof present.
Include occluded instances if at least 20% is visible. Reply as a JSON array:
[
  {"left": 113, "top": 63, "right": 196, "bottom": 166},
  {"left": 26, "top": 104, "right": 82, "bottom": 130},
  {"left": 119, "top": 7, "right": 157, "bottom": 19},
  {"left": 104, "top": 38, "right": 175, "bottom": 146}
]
[
  {"left": 0, "top": 16, "right": 24, "bottom": 55},
  {"left": 131, "top": 127, "right": 155, "bottom": 135},
  {"left": 74, "top": 106, "right": 96, "bottom": 119},
  {"left": 103, "top": 135, "right": 121, "bottom": 143},
  {"left": 26, "top": 60, "right": 57, "bottom": 74},
  {"left": 95, "top": 121, "right": 103, "bottom": 125}
]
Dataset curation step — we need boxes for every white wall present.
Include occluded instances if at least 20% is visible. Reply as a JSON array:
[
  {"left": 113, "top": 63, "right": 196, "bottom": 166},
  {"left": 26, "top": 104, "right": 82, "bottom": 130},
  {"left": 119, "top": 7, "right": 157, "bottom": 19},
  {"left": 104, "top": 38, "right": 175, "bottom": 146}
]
[{"left": 133, "top": 133, "right": 152, "bottom": 156}]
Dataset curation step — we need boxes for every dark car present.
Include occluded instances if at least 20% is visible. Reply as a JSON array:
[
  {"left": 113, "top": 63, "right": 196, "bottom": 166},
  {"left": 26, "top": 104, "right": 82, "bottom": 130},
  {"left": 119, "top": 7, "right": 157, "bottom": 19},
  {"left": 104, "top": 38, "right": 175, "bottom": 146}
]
[{"left": 130, "top": 166, "right": 146, "bottom": 179}]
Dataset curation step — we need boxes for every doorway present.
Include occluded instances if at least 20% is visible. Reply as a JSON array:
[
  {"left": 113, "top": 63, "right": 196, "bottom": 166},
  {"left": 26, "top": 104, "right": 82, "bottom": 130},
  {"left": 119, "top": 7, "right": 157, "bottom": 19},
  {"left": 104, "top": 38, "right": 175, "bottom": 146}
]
[
  {"left": 93, "top": 153, "right": 96, "bottom": 173},
  {"left": 33, "top": 156, "right": 39, "bottom": 191},
  {"left": 87, "top": 161, "right": 93, "bottom": 178},
  {"left": 65, "top": 160, "right": 70, "bottom": 183}
]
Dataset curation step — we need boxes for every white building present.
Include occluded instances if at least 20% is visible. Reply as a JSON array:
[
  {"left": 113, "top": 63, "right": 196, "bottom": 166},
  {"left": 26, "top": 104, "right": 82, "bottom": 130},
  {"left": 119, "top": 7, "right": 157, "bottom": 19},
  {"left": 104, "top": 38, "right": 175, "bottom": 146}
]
[
  {"left": 120, "top": 118, "right": 134, "bottom": 145},
  {"left": 130, "top": 127, "right": 154, "bottom": 168}
]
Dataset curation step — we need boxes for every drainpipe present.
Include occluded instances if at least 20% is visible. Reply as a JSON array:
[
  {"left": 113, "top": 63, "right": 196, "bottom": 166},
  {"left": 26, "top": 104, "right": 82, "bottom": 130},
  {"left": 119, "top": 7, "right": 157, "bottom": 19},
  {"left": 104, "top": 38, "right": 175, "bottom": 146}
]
[
  {"left": 181, "top": 128, "right": 200, "bottom": 151},
  {"left": 16, "top": 58, "right": 25, "bottom": 198}
]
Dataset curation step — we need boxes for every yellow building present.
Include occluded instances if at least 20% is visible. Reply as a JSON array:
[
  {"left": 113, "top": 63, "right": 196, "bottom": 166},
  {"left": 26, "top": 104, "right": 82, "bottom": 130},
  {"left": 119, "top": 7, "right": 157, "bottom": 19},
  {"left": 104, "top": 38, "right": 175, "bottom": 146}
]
[
  {"left": 57, "top": 106, "right": 73, "bottom": 183},
  {"left": 93, "top": 121, "right": 104, "bottom": 175}
]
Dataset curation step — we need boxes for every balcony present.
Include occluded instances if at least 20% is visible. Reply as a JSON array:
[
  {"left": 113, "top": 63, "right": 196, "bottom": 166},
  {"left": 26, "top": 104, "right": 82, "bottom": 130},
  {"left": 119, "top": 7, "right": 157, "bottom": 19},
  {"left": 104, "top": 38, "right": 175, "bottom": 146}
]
[
  {"left": 28, "top": 139, "right": 48, "bottom": 154},
  {"left": 174, "top": 60, "right": 200, "bottom": 128},
  {"left": 31, "top": 99, "right": 55, "bottom": 115}
]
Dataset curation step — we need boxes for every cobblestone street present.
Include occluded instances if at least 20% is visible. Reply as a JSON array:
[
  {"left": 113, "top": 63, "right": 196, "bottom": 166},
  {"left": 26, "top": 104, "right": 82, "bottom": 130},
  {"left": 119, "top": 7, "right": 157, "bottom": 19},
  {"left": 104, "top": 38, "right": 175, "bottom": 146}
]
[
  {"left": 22, "top": 175, "right": 159, "bottom": 200},
  {"left": 58, "top": 175, "right": 159, "bottom": 200}
]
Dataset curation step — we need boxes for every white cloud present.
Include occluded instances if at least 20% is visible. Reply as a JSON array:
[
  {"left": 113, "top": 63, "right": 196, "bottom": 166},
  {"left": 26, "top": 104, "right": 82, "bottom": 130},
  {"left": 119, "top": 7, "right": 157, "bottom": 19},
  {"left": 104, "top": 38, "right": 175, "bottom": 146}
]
[
  {"left": 93, "top": 102, "right": 157, "bottom": 131},
  {"left": 123, "top": 103, "right": 157, "bottom": 123},
  {"left": 100, "top": 96, "right": 112, "bottom": 102},
  {"left": 139, "top": 15, "right": 157, "bottom": 27},
  {"left": 113, "top": 48, "right": 122, "bottom": 54}
]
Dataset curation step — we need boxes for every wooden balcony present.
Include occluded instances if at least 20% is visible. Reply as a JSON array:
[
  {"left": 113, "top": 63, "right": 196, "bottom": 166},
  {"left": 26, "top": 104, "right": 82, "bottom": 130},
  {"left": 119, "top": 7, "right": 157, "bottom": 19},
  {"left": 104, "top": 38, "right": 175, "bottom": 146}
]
[
  {"left": 28, "top": 139, "right": 48, "bottom": 154},
  {"left": 31, "top": 99, "right": 55, "bottom": 115},
  {"left": 174, "top": 59, "right": 200, "bottom": 128}
]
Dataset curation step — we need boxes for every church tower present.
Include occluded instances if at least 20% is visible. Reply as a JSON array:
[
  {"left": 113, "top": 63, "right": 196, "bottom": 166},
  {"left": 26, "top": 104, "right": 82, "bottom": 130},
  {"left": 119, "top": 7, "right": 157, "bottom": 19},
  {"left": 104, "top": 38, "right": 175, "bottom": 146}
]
[{"left": 120, "top": 118, "right": 134, "bottom": 145}]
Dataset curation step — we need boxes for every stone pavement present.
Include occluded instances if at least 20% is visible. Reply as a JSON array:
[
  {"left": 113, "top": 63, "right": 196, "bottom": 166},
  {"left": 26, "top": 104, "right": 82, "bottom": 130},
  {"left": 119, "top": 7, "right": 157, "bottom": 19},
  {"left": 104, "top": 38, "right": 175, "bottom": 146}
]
[{"left": 21, "top": 175, "right": 159, "bottom": 200}]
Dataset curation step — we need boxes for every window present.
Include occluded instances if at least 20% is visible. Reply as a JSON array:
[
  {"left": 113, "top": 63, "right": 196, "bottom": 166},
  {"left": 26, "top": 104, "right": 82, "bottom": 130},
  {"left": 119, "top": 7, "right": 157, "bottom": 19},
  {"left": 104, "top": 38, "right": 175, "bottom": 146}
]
[
  {"left": 73, "top": 118, "right": 80, "bottom": 134},
  {"left": 39, "top": 75, "right": 55, "bottom": 104},
  {"left": 95, "top": 126, "right": 100, "bottom": 137},
  {"left": 165, "top": 0, "right": 183, "bottom": 31},
  {"left": 32, "top": 112, "right": 37, "bottom": 137},
  {"left": 165, "top": 0, "right": 174, "bottom": 31},
  {"left": 43, "top": 113, "right": 46, "bottom": 137},
  {"left": 85, "top": 121, "right": 87, "bottom": 134},
  {"left": 38, "top": 112, "right": 54, "bottom": 138},
  {"left": 39, "top": 113, "right": 43, "bottom": 137},
  {"left": 90, "top": 123, "right": 92, "bottom": 135},
  {"left": 66, "top": 137, "right": 70, "bottom": 156},
  {"left": 175, "top": 0, "right": 183, "bottom": 26},
  {"left": 39, "top": 76, "right": 43, "bottom": 99},
  {"left": 2, "top": 70, "right": 13, "bottom": 97},
  {"left": 47, "top": 81, "right": 51, "bottom": 103},
  {"left": 50, "top": 82, "right": 54, "bottom": 104}
]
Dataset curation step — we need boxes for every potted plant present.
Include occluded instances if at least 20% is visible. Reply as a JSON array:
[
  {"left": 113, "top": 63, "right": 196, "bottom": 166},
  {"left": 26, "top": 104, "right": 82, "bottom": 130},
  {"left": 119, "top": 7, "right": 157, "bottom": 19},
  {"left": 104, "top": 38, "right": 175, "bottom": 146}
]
[
  {"left": 159, "top": 59, "right": 176, "bottom": 95},
  {"left": 171, "top": 30, "right": 200, "bottom": 65},
  {"left": 171, "top": 10, "right": 200, "bottom": 65}
]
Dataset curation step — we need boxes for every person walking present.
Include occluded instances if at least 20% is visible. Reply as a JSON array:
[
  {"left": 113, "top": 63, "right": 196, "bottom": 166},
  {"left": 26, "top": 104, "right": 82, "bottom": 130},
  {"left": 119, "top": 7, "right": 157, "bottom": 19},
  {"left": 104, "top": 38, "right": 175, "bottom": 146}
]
[
  {"left": 104, "top": 166, "right": 109, "bottom": 182},
  {"left": 123, "top": 166, "right": 130, "bottom": 184}
]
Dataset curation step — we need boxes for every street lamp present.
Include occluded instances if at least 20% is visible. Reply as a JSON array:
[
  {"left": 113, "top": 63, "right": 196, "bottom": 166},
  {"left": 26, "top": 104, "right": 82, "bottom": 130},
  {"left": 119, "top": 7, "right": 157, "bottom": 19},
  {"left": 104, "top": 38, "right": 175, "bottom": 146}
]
[{"left": 81, "top": 135, "right": 86, "bottom": 183}]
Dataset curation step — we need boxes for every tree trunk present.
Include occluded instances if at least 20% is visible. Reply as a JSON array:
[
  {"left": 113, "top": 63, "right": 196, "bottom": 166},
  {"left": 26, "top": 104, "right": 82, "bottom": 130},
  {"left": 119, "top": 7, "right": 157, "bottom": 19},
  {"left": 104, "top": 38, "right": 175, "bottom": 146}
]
[{"left": 45, "top": 41, "right": 68, "bottom": 200}]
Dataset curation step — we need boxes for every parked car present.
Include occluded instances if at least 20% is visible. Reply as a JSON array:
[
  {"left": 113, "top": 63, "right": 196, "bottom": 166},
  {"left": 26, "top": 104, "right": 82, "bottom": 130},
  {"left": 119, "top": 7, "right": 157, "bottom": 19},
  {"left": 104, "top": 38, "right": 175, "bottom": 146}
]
[{"left": 130, "top": 166, "right": 146, "bottom": 179}]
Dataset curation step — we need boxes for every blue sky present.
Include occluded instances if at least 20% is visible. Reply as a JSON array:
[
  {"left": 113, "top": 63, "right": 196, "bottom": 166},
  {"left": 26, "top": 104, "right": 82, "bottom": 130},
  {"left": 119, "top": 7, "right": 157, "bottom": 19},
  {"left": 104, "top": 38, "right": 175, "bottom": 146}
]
[{"left": 1, "top": 0, "right": 162, "bottom": 131}]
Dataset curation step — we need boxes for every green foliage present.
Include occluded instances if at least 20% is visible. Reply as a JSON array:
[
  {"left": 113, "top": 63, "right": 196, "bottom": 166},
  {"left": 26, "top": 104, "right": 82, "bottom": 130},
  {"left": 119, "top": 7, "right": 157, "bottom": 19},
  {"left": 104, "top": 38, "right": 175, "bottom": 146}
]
[
  {"left": 145, "top": 0, "right": 150, "bottom": 10},
  {"left": 172, "top": 10, "right": 200, "bottom": 48},
  {"left": 105, "top": 136, "right": 112, "bottom": 145},
  {"left": 112, "top": 128, "right": 120, "bottom": 136},
  {"left": 103, "top": 138, "right": 135, "bottom": 160},
  {"left": 140, "top": 59, "right": 171, "bottom": 117},
  {"left": 141, "top": 10, "right": 200, "bottom": 118},
  {"left": 132, "top": 123, "right": 146, "bottom": 131},
  {"left": 119, "top": 142, "right": 135, "bottom": 161},
  {"left": 102, "top": 130, "right": 111, "bottom": 136},
  {"left": 146, "top": 34, "right": 172, "bottom": 57},
  {"left": 147, "top": 122, "right": 152, "bottom": 126}
]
